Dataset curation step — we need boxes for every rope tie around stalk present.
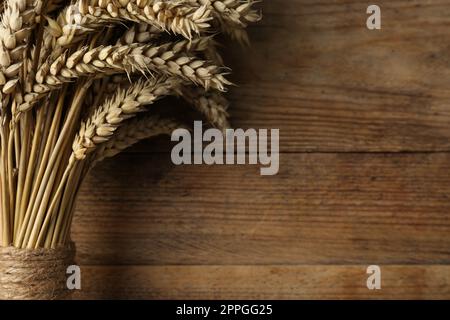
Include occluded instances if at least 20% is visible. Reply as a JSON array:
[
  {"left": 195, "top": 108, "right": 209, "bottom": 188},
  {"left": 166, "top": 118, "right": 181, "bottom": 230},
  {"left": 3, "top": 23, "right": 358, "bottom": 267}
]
[{"left": 0, "top": 243, "right": 76, "bottom": 300}]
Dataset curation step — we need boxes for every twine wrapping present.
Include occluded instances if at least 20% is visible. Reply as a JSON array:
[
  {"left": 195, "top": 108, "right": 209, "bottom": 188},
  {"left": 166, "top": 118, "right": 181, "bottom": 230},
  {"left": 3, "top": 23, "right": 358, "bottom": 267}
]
[{"left": 0, "top": 243, "right": 76, "bottom": 300}]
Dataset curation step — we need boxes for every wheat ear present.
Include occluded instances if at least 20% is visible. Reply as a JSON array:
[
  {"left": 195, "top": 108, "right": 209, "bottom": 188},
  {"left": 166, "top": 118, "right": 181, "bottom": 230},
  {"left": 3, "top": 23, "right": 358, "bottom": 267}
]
[
  {"left": 178, "top": 85, "right": 229, "bottom": 129},
  {"left": 71, "top": 76, "right": 180, "bottom": 162},
  {"left": 0, "top": 0, "right": 43, "bottom": 100},
  {"left": 195, "top": 0, "right": 261, "bottom": 44},
  {"left": 94, "top": 113, "right": 185, "bottom": 163},
  {"left": 78, "top": 0, "right": 212, "bottom": 40},
  {"left": 42, "top": 0, "right": 211, "bottom": 54},
  {"left": 117, "top": 22, "right": 162, "bottom": 45},
  {"left": 21, "top": 39, "right": 230, "bottom": 113}
]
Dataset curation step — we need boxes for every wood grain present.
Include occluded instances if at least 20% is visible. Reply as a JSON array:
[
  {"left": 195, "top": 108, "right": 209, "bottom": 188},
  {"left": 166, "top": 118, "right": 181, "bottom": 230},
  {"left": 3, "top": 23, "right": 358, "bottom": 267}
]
[
  {"left": 72, "top": 152, "right": 450, "bottom": 266},
  {"left": 70, "top": 0, "right": 450, "bottom": 299},
  {"left": 73, "top": 265, "right": 450, "bottom": 300},
  {"left": 130, "top": 0, "right": 450, "bottom": 153}
]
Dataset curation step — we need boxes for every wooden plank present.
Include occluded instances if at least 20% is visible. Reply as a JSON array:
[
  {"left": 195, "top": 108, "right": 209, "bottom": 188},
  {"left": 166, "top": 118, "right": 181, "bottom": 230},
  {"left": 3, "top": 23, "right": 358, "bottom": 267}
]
[
  {"left": 73, "top": 265, "right": 450, "bottom": 300},
  {"left": 133, "top": 0, "right": 450, "bottom": 153},
  {"left": 72, "top": 153, "right": 450, "bottom": 265}
]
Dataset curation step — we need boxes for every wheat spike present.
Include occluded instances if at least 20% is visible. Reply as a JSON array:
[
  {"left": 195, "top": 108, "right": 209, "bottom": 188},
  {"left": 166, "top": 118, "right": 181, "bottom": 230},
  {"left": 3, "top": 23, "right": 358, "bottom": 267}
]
[
  {"left": 40, "top": 0, "right": 258, "bottom": 70},
  {"left": 178, "top": 85, "right": 229, "bottom": 129},
  {"left": 0, "top": 0, "right": 42, "bottom": 99},
  {"left": 117, "top": 22, "right": 162, "bottom": 45},
  {"left": 71, "top": 76, "right": 180, "bottom": 162},
  {"left": 194, "top": 0, "right": 261, "bottom": 44},
  {"left": 43, "top": 0, "right": 211, "bottom": 53},
  {"left": 94, "top": 113, "right": 185, "bottom": 163},
  {"left": 80, "top": 0, "right": 212, "bottom": 39},
  {"left": 21, "top": 38, "right": 230, "bottom": 113}
]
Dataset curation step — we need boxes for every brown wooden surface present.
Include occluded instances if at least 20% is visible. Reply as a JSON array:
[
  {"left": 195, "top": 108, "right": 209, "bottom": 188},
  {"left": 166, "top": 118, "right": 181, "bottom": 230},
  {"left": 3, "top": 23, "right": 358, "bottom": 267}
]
[
  {"left": 73, "top": 153, "right": 450, "bottom": 266},
  {"left": 73, "top": 265, "right": 450, "bottom": 300},
  {"left": 72, "top": 0, "right": 450, "bottom": 299}
]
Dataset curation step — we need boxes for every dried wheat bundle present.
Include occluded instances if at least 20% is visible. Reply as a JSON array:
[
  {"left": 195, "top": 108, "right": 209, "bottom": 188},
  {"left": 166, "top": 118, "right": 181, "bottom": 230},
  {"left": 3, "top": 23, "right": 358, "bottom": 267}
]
[{"left": 0, "top": 0, "right": 260, "bottom": 299}]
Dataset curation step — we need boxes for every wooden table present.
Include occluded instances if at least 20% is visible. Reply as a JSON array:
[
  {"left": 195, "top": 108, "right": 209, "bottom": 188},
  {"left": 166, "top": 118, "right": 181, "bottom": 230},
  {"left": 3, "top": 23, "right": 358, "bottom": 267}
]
[{"left": 73, "top": 0, "right": 450, "bottom": 299}]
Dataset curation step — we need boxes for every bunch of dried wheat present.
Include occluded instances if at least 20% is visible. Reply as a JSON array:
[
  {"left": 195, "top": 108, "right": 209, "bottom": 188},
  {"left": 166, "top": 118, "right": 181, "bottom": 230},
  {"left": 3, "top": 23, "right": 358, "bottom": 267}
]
[{"left": 0, "top": 0, "right": 260, "bottom": 299}]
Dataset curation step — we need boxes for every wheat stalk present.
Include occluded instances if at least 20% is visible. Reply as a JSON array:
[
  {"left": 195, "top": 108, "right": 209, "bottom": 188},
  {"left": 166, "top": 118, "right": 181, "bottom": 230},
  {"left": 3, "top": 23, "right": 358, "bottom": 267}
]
[{"left": 33, "top": 76, "right": 179, "bottom": 247}]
